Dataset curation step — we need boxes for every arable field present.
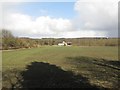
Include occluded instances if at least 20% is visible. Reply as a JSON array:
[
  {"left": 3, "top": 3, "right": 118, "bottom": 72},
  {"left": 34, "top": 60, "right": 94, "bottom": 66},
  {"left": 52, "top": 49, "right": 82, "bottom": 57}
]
[{"left": 2, "top": 46, "right": 120, "bottom": 89}]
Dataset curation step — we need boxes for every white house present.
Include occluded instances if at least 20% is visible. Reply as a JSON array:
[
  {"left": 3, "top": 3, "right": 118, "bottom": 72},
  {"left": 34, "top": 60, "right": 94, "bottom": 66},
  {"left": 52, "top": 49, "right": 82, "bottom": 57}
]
[
  {"left": 58, "top": 41, "right": 67, "bottom": 46},
  {"left": 58, "top": 41, "right": 72, "bottom": 46}
]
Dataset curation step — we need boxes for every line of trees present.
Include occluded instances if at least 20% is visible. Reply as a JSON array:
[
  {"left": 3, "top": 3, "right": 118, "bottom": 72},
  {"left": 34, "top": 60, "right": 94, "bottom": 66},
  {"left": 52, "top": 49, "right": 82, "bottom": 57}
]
[
  {"left": 1, "top": 29, "right": 119, "bottom": 50},
  {"left": 1, "top": 29, "right": 40, "bottom": 50},
  {"left": 40, "top": 38, "right": 118, "bottom": 46}
]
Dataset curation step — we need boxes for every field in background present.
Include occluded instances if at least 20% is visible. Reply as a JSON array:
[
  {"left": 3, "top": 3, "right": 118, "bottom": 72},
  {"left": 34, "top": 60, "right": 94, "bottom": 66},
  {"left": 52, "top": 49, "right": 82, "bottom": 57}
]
[
  {"left": 1, "top": 30, "right": 119, "bottom": 50},
  {"left": 2, "top": 46, "right": 119, "bottom": 89}
]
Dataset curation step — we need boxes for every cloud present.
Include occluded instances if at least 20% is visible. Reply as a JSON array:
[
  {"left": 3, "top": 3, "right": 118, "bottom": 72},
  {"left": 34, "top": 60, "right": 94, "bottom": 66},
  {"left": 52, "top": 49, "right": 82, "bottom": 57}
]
[
  {"left": 2, "top": 0, "right": 119, "bottom": 38},
  {"left": 74, "top": 0, "right": 118, "bottom": 37},
  {"left": 3, "top": 12, "right": 106, "bottom": 38},
  {"left": 3, "top": 13, "right": 74, "bottom": 38},
  {"left": 61, "top": 30, "right": 106, "bottom": 38}
]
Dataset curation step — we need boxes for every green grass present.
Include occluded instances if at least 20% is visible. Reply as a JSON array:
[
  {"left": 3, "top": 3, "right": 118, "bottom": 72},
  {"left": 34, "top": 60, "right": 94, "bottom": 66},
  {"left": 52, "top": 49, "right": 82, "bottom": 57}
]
[{"left": 2, "top": 46, "right": 119, "bottom": 88}]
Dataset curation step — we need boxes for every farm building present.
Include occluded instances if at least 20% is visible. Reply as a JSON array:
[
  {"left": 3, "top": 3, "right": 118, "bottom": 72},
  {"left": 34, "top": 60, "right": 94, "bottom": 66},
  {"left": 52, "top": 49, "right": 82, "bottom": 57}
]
[{"left": 58, "top": 41, "right": 72, "bottom": 46}]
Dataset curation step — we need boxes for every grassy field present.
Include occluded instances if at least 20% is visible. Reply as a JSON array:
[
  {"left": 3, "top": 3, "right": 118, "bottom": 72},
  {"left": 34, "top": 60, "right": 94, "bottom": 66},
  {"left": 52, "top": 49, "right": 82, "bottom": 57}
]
[{"left": 2, "top": 46, "right": 119, "bottom": 89}]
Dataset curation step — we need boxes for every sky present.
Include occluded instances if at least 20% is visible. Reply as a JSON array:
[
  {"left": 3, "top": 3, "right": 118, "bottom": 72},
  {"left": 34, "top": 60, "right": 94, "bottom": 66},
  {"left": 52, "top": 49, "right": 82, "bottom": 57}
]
[{"left": 0, "top": 0, "right": 119, "bottom": 38}]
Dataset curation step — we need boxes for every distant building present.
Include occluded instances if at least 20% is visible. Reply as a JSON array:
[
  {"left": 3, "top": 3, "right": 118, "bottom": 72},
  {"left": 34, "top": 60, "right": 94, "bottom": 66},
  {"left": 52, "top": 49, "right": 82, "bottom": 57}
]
[{"left": 58, "top": 41, "right": 72, "bottom": 46}]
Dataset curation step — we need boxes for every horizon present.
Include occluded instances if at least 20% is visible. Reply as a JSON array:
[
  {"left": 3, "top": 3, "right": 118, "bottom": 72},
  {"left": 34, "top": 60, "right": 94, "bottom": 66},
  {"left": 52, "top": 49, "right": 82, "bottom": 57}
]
[{"left": 17, "top": 36, "right": 118, "bottom": 39}]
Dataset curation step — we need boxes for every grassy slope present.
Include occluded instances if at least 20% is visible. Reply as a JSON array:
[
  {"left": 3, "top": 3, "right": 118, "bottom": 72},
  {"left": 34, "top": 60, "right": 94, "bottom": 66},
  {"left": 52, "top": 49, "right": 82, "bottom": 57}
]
[{"left": 2, "top": 46, "right": 119, "bottom": 88}]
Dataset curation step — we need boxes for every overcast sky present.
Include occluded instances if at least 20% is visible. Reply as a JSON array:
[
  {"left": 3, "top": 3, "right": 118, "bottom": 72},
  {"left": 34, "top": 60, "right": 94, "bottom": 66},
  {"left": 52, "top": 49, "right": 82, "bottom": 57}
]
[{"left": 1, "top": 0, "right": 119, "bottom": 38}]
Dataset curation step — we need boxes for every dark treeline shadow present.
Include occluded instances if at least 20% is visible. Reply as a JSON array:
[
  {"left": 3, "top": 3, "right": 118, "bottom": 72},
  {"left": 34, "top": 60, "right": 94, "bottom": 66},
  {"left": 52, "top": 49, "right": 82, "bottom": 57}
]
[{"left": 20, "top": 62, "right": 103, "bottom": 89}]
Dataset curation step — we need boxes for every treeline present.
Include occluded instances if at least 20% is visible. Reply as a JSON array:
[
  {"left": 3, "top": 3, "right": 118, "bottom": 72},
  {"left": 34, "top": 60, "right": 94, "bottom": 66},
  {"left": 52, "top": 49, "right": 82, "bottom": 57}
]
[
  {"left": 65, "top": 38, "right": 118, "bottom": 46},
  {"left": 1, "top": 29, "right": 40, "bottom": 50},
  {"left": 40, "top": 38, "right": 118, "bottom": 46},
  {"left": 1, "top": 29, "right": 119, "bottom": 50}
]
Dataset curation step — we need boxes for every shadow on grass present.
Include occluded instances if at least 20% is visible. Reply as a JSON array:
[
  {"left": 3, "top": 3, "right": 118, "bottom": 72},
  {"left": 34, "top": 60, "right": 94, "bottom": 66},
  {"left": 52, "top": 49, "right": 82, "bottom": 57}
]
[
  {"left": 66, "top": 56, "right": 120, "bottom": 88},
  {"left": 2, "top": 58, "right": 119, "bottom": 89},
  {"left": 20, "top": 62, "right": 102, "bottom": 89},
  {"left": 67, "top": 56, "right": 120, "bottom": 70},
  {"left": 2, "top": 62, "right": 104, "bottom": 89}
]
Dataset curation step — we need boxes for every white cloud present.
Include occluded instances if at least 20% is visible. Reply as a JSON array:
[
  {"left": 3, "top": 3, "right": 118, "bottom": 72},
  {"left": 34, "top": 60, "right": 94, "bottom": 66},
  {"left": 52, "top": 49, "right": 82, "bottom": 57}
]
[
  {"left": 1, "top": 0, "right": 119, "bottom": 38},
  {"left": 3, "top": 13, "right": 74, "bottom": 38},
  {"left": 3, "top": 12, "right": 106, "bottom": 38},
  {"left": 3, "top": 12, "right": 107, "bottom": 38},
  {"left": 61, "top": 30, "right": 106, "bottom": 38},
  {"left": 74, "top": 0, "right": 118, "bottom": 37}
]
